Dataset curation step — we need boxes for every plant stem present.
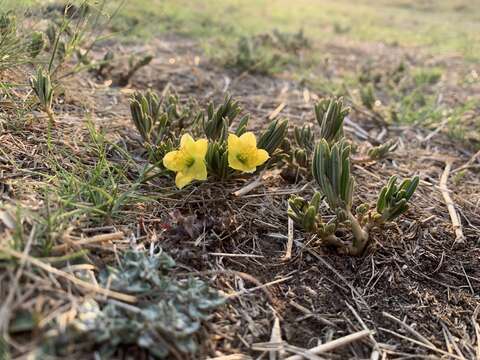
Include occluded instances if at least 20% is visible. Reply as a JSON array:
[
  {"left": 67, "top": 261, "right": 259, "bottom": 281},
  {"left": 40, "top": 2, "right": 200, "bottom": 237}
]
[
  {"left": 347, "top": 211, "right": 370, "bottom": 256},
  {"left": 45, "top": 107, "right": 56, "bottom": 125},
  {"left": 322, "top": 234, "right": 346, "bottom": 248}
]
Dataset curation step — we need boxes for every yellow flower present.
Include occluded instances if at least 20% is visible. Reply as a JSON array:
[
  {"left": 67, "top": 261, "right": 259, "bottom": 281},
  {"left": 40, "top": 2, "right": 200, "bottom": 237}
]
[
  {"left": 163, "top": 134, "right": 208, "bottom": 189},
  {"left": 227, "top": 132, "right": 269, "bottom": 173}
]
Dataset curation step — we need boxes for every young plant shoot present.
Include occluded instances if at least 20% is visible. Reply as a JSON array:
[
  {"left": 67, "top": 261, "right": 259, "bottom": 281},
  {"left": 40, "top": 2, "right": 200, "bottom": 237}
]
[{"left": 288, "top": 98, "right": 419, "bottom": 255}]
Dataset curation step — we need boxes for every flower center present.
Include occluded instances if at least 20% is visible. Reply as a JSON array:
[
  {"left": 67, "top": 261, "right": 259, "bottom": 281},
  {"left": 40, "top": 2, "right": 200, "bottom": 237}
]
[
  {"left": 185, "top": 157, "right": 195, "bottom": 168},
  {"left": 236, "top": 153, "right": 248, "bottom": 164}
]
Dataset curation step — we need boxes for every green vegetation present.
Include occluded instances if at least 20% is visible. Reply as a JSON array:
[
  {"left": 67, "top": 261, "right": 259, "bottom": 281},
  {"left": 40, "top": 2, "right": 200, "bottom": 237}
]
[
  {"left": 116, "top": 0, "right": 480, "bottom": 60},
  {"left": 41, "top": 250, "right": 224, "bottom": 358},
  {"left": 288, "top": 98, "right": 419, "bottom": 255}
]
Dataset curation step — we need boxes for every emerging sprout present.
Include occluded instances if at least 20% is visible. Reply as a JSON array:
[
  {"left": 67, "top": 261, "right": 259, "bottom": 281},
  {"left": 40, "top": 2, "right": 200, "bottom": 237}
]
[
  {"left": 315, "top": 97, "right": 349, "bottom": 144},
  {"left": 288, "top": 97, "right": 419, "bottom": 256},
  {"left": 28, "top": 31, "right": 45, "bottom": 59},
  {"left": 281, "top": 98, "right": 349, "bottom": 177},
  {"left": 293, "top": 125, "right": 315, "bottom": 154},
  {"left": 231, "top": 36, "right": 281, "bottom": 75},
  {"left": 45, "top": 23, "right": 56, "bottom": 48},
  {"left": 288, "top": 192, "right": 340, "bottom": 247},
  {"left": 30, "top": 68, "right": 55, "bottom": 124},
  {"left": 205, "top": 141, "right": 229, "bottom": 180},
  {"left": 0, "top": 12, "right": 15, "bottom": 35},
  {"left": 97, "top": 50, "right": 114, "bottom": 76},
  {"left": 375, "top": 175, "right": 419, "bottom": 222},
  {"left": 118, "top": 54, "right": 153, "bottom": 86},
  {"left": 367, "top": 138, "right": 398, "bottom": 160},
  {"left": 313, "top": 139, "right": 354, "bottom": 210},
  {"left": 360, "top": 83, "right": 375, "bottom": 110},
  {"left": 129, "top": 90, "right": 194, "bottom": 163},
  {"left": 271, "top": 29, "right": 310, "bottom": 53},
  {"left": 130, "top": 90, "right": 163, "bottom": 144},
  {"left": 257, "top": 118, "right": 288, "bottom": 155},
  {"left": 202, "top": 95, "right": 244, "bottom": 142}
]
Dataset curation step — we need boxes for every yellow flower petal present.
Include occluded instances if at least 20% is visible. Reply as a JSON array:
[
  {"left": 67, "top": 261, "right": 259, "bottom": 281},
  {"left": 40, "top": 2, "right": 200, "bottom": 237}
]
[
  {"left": 254, "top": 149, "right": 269, "bottom": 166},
  {"left": 163, "top": 150, "right": 183, "bottom": 171},
  {"left": 227, "top": 133, "right": 240, "bottom": 149},
  {"left": 175, "top": 172, "right": 194, "bottom": 189},
  {"left": 180, "top": 133, "right": 195, "bottom": 148},
  {"left": 192, "top": 138, "right": 208, "bottom": 158},
  {"left": 239, "top": 132, "right": 257, "bottom": 148},
  {"left": 190, "top": 159, "right": 207, "bottom": 180}
]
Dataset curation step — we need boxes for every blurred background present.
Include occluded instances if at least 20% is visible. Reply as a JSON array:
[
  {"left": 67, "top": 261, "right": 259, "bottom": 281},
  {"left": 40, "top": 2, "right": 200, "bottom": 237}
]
[{"left": 114, "top": 0, "right": 480, "bottom": 60}]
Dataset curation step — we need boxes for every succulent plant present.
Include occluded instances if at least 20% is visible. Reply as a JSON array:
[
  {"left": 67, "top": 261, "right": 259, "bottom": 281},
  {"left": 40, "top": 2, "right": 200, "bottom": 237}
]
[
  {"left": 360, "top": 83, "right": 375, "bottom": 110},
  {"left": 315, "top": 97, "right": 349, "bottom": 144},
  {"left": 130, "top": 93, "right": 288, "bottom": 180},
  {"left": 202, "top": 95, "right": 245, "bottom": 142},
  {"left": 367, "top": 138, "right": 398, "bottom": 160},
  {"left": 41, "top": 249, "right": 224, "bottom": 359},
  {"left": 284, "top": 98, "right": 350, "bottom": 174},
  {"left": 118, "top": 54, "right": 153, "bottom": 86},
  {"left": 257, "top": 118, "right": 289, "bottom": 156},
  {"left": 288, "top": 97, "right": 419, "bottom": 255},
  {"left": 375, "top": 175, "right": 419, "bottom": 222},
  {"left": 129, "top": 90, "right": 198, "bottom": 163},
  {"left": 200, "top": 96, "right": 287, "bottom": 179},
  {"left": 0, "top": 12, "right": 15, "bottom": 35},
  {"left": 312, "top": 139, "right": 354, "bottom": 210}
]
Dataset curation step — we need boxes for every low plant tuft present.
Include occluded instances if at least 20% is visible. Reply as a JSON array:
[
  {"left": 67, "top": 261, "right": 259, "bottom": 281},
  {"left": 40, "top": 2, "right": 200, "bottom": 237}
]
[{"left": 288, "top": 98, "right": 419, "bottom": 255}]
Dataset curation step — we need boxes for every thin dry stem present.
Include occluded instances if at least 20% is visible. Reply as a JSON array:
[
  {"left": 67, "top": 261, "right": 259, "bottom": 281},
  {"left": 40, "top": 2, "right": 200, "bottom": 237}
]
[
  {"left": 0, "top": 246, "right": 137, "bottom": 303},
  {"left": 284, "top": 329, "right": 372, "bottom": 360},
  {"left": 439, "top": 161, "right": 465, "bottom": 244}
]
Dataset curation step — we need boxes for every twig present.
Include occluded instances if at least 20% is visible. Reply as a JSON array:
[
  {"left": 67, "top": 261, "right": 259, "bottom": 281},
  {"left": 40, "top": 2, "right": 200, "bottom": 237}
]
[
  {"left": 270, "top": 316, "right": 284, "bottom": 360},
  {"left": 52, "top": 231, "right": 124, "bottom": 252},
  {"left": 422, "top": 119, "right": 448, "bottom": 143},
  {"left": 268, "top": 102, "right": 286, "bottom": 120},
  {"left": 460, "top": 263, "right": 475, "bottom": 295},
  {"left": 177, "top": 269, "right": 276, "bottom": 305},
  {"left": 345, "top": 302, "right": 380, "bottom": 353},
  {"left": 0, "top": 246, "right": 137, "bottom": 303},
  {"left": 295, "top": 241, "right": 366, "bottom": 304},
  {"left": 452, "top": 149, "right": 480, "bottom": 174},
  {"left": 228, "top": 276, "right": 292, "bottom": 299},
  {"left": 208, "top": 252, "right": 264, "bottom": 258},
  {"left": 380, "top": 327, "right": 463, "bottom": 360},
  {"left": 439, "top": 161, "right": 465, "bottom": 244},
  {"left": 472, "top": 305, "right": 480, "bottom": 360},
  {"left": 382, "top": 312, "right": 435, "bottom": 348},
  {"left": 253, "top": 343, "right": 325, "bottom": 360},
  {"left": 282, "top": 204, "right": 294, "bottom": 260},
  {"left": 233, "top": 175, "right": 264, "bottom": 197},
  {"left": 208, "top": 355, "right": 252, "bottom": 360},
  {"left": 284, "top": 329, "right": 372, "bottom": 360},
  {"left": 440, "top": 321, "right": 466, "bottom": 359},
  {"left": 344, "top": 115, "right": 370, "bottom": 140}
]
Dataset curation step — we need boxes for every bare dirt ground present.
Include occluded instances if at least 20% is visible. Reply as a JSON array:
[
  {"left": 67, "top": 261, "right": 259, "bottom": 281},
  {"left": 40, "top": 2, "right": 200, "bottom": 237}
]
[{"left": 1, "top": 34, "right": 479, "bottom": 359}]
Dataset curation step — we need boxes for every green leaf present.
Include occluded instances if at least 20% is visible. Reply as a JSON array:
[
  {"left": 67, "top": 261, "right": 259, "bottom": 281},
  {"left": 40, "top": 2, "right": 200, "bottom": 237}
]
[{"left": 376, "top": 186, "right": 387, "bottom": 213}]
